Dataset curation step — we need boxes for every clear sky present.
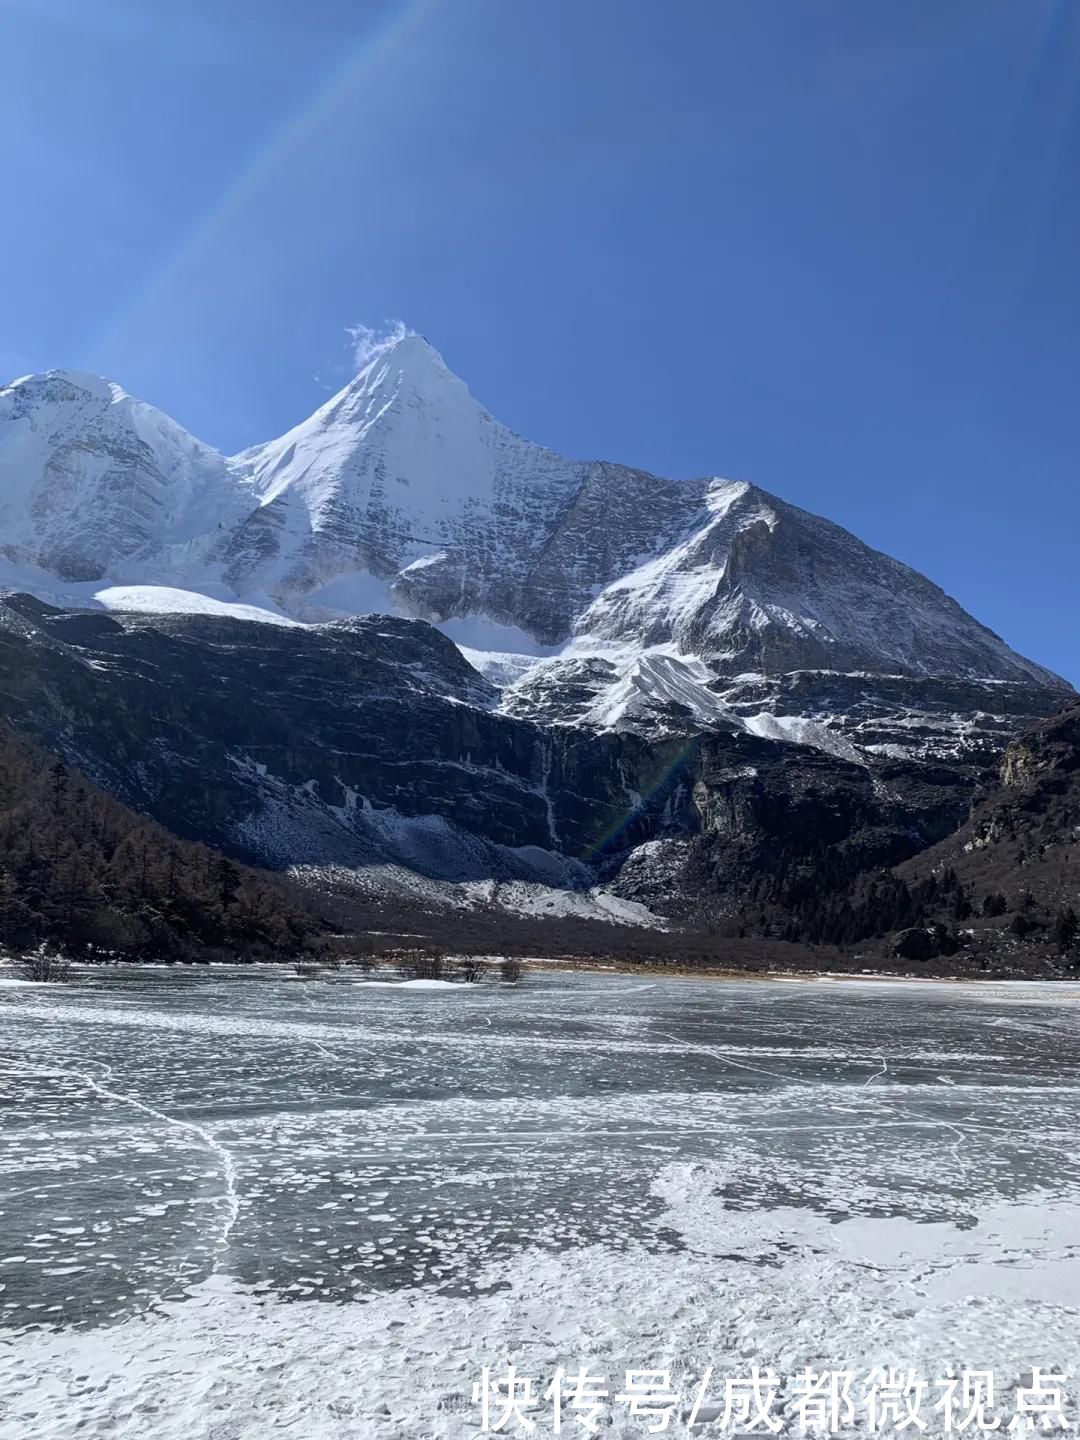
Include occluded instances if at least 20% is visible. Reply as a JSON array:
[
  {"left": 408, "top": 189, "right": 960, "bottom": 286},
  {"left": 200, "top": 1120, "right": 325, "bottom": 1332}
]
[{"left": 2, "top": 0, "right": 1077, "bottom": 681}]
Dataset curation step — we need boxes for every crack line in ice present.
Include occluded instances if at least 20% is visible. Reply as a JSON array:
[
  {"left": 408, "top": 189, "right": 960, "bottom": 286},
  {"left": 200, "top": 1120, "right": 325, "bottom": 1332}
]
[
  {"left": 4, "top": 1056, "right": 241, "bottom": 1274},
  {"left": 652, "top": 1027, "right": 811, "bottom": 1085},
  {"left": 646, "top": 1019, "right": 994, "bottom": 1176},
  {"left": 653, "top": 1026, "right": 909, "bottom": 1101},
  {"left": 77, "top": 1062, "right": 241, "bottom": 1270},
  {"left": 902, "top": 1104, "right": 971, "bottom": 1170},
  {"left": 294, "top": 990, "right": 348, "bottom": 1063}
]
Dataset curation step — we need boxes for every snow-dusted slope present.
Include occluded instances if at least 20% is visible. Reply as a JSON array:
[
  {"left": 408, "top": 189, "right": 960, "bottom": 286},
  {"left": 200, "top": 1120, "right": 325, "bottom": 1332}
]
[
  {"left": 223, "top": 340, "right": 1065, "bottom": 696},
  {"left": 0, "top": 343, "right": 1069, "bottom": 761},
  {"left": 498, "top": 475, "right": 1068, "bottom": 741},
  {"left": 553, "top": 476, "right": 1063, "bottom": 683},
  {"left": 219, "top": 336, "right": 590, "bottom": 627},
  {"left": 0, "top": 370, "right": 254, "bottom": 584}
]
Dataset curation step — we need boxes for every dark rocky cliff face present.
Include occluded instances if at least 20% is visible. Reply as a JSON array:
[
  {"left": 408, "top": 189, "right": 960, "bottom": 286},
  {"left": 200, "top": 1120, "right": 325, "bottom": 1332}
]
[
  {"left": 699, "top": 698, "right": 1080, "bottom": 971},
  {"left": 999, "top": 703, "right": 1080, "bottom": 792},
  {"left": 861, "top": 699, "right": 1080, "bottom": 973},
  {"left": 0, "top": 595, "right": 695, "bottom": 878},
  {"left": 676, "top": 733, "right": 972, "bottom": 918},
  {"left": 0, "top": 593, "right": 985, "bottom": 924},
  {"left": 927, "top": 699, "right": 1080, "bottom": 878}
]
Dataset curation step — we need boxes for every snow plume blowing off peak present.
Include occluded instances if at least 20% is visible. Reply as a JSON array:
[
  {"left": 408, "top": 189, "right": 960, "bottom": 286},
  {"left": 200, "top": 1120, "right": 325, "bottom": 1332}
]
[
  {"left": 336, "top": 322, "right": 462, "bottom": 405},
  {"left": 346, "top": 319, "right": 416, "bottom": 370}
]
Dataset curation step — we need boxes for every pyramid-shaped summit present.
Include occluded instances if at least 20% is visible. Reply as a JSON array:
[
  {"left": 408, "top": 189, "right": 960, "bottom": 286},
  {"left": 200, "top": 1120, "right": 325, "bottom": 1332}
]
[{"left": 0, "top": 344, "right": 1069, "bottom": 760}]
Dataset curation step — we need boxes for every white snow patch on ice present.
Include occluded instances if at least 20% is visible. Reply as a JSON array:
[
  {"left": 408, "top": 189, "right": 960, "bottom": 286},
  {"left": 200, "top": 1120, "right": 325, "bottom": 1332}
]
[
  {"left": 350, "top": 978, "right": 464, "bottom": 990},
  {"left": 2, "top": 1184, "right": 1076, "bottom": 1440}
]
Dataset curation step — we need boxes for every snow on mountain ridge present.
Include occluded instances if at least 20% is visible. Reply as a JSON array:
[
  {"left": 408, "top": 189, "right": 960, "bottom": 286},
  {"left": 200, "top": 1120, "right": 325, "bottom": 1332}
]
[
  {"left": 213, "top": 335, "right": 603, "bottom": 633},
  {"left": 0, "top": 368, "right": 254, "bottom": 584},
  {"left": 0, "top": 344, "right": 1070, "bottom": 759}
]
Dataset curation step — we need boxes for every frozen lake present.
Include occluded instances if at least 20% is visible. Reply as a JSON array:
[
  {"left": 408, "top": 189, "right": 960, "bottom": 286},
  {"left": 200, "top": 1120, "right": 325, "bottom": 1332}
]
[{"left": 1, "top": 966, "right": 1078, "bottom": 1437}]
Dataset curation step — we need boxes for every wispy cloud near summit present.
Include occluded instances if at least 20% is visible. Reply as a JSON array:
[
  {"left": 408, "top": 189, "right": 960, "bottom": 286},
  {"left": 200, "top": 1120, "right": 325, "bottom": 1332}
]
[{"left": 346, "top": 320, "right": 414, "bottom": 370}]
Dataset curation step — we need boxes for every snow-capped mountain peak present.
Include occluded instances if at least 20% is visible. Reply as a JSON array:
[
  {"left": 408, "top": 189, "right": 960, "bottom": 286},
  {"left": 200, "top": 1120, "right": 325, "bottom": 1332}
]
[
  {"left": 6, "top": 368, "right": 121, "bottom": 403},
  {"left": 348, "top": 331, "right": 462, "bottom": 398},
  {"left": 0, "top": 368, "right": 252, "bottom": 586},
  {"left": 0, "top": 345, "right": 1070, "bottom": 758},
  {"left": 218, "top": 336, "right": 587, "bottom": 621},
  {"left": 241, "top": 332, "right": 502, "bottom": 511}
]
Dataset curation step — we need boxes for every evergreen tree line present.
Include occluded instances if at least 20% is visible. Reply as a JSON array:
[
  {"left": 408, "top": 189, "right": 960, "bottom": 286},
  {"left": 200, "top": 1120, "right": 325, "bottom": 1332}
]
[
  {"left": 0, "top": 726, "right": 321, "bottom": 964},
  {"left": 736, "top": 857, "right": 967, "bottom": 946},
  {"left": 736, "top": 851, "right": 1079, "bottom": 960}
]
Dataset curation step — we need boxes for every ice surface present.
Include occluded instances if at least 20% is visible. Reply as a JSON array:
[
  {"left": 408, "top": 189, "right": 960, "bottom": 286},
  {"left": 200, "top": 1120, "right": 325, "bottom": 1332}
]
[{"left": 1, "top": 968, "right": 1078, "bottom": 1438}]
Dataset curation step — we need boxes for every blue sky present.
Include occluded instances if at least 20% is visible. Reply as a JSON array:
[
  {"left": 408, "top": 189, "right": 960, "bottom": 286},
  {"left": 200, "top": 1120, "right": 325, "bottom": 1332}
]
[{"left": 2, "top": 0, "right": 1078, "bottom": 681}]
